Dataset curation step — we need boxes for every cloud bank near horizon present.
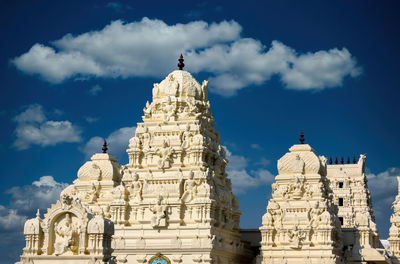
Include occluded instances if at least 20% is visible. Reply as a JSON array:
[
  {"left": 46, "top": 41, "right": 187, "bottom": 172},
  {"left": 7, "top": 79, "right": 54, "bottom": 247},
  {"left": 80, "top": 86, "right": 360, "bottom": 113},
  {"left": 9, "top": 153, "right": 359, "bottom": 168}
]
[{"left": 11, "top": 18, "right": 362, "bottom": 96}]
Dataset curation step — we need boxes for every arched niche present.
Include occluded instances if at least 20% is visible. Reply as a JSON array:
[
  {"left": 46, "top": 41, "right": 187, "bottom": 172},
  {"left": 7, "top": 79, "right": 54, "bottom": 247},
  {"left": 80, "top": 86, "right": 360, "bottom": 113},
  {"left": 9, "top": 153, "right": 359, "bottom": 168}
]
[{"left": 41, "top": 199, "right": 92, "bottom": 255}]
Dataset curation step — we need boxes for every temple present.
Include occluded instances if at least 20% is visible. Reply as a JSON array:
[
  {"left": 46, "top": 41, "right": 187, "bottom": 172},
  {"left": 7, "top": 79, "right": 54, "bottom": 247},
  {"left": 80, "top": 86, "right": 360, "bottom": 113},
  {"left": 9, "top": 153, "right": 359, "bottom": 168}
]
[{"left": 16, "top": 56, "right": 398, "bottom": 264}]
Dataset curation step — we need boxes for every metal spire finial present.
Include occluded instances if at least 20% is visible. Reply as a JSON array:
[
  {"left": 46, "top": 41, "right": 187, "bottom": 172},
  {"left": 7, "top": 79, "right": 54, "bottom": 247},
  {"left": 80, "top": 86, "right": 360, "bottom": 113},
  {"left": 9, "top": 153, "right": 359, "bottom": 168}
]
[
  {"left": 299, "top": 131, "right": 305, "bottom": 144},
  {"left": 177, "top": 54, "right": 185, "bottom": 70},
  {"left": 102, "top": 140, "right": 108, "bottom": 153}
]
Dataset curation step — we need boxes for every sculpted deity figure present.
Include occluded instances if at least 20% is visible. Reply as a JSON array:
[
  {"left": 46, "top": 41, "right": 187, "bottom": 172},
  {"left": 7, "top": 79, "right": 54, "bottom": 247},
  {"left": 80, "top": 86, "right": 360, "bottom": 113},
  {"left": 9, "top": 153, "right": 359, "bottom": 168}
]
[
  {"left": 128, "top": 173, "right": 143, "bottom": 203},
  {"left": 293, "top": 154, "right": 305, "bottom": 174},
  {"left": 289, "top": 225, "right": 306, "bottom": 249},
  {"left": 152, "top": 83, "right": 159, "bottom": 99},
  {"left": 86, "top": 182, "right": 99, "bottom": 204},
  {"left": 112, "top": 184, "right": 126, "bottom": 202},
  {"left": 157, "top": 140, "right": 173, "bottom": 169},
  {"left": 149, "top": 197, "right": 169, "bottom": 228},
  {"left": 308, "top": 201, "right": 321, "bottom": 228},
  {"left": 142, "top": 127, "right": 151, "bottom": 150},
  {"left": 143, "top": 101, "right": 152, "bottom": 118},
  {"left": 163, "top": 96, "right": 176, "bottom": 122},
  {"left": 180, "top": 124, "right": 192, "bottom": 150},
  {"left": 290, "top": 175, "right": 304, "bottom": 198},
  {"left": 181, "top": 171, "right": 200, "bottom": 203},
  {"left": 54, "top": 213, "right": 78, "bottom": 255}
]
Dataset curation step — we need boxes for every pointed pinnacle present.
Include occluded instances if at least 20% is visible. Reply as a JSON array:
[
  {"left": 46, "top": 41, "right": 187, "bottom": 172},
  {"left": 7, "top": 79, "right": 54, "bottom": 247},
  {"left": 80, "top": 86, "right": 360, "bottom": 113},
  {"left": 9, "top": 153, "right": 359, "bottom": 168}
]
[
  {"left": 178, "top": 54, "right": 185, "bottom": 70},
  {"left": 299, "top": 131, "right": 305, "bottom": 144},
  {"left": 102, "top": 140, "right": 108, "bottom": 153}
]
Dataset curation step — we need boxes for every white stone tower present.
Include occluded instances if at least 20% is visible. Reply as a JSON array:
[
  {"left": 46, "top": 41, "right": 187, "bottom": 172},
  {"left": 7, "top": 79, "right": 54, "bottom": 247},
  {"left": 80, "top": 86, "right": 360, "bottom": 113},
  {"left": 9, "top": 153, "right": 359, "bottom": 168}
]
[
  {"left": 114, "top": 55, "right": 252, "bottom": 263},
  {"left": 258, "top": 134, "right": 344, "bottom": 264},
  {"left": 17, "top": 55, "right": 252, "bottom": 264},
  {"left": 326, "top": 155, "right": 387, "bottom": 263}
]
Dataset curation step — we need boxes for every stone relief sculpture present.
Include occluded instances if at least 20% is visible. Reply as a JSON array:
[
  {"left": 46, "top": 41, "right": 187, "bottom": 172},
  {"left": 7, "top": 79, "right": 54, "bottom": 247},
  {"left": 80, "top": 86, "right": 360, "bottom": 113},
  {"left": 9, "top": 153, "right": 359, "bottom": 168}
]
[
  {"left": 128, "top": 173, "right": 143, "bottom": 203},
  {"left": 157, "top": 139, "right": 173, "bottom": 169},
  {"left": 54, "top": 213, "right": 79, "bottom": 255},
  {"left": 181, "top": 171, "right": 200, "bottom": 203},
  {"left": 150, "top": 196, "right": 169, "bottom": 228}
]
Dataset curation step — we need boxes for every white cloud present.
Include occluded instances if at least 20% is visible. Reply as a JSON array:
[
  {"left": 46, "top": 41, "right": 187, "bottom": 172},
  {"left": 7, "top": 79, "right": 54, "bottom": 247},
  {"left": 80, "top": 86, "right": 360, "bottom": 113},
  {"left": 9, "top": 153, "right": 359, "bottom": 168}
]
[
  {"left": 224, "top": 146, "right": 275, "bottom": 194},
  {"left": 0, "top": 176, "right": 68, "bottom": 263},
  {"left": 88, "top": 84, "right": 102, "bottom": 95},
  {"left": 367, "top": 168, "right": 400, "bottom": 220},
  {"left": 0, "top": 206, "right": 27, "bottom": 231},
  {"left": 11, "top": 18, "right": 361, "bottom": 96},
  {"left": 6, "top": 176, "right": 69, "bottom": 216},
  {"left": 12, "top": 104, "right": 82, "bottom": 150},
  {"left": 0, "top": 176, "right": 68, "bottom": 232},
  {"left": 82, "top": 126, "right": 136, "bottom": 159}
]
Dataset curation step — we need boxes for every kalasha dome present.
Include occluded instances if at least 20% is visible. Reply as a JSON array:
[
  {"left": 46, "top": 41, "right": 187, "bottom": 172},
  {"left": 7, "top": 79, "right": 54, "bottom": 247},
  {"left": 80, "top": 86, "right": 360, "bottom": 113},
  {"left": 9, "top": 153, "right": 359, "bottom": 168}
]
[{"left": 16, "top": 55, "right": 400, "bottom": 264}]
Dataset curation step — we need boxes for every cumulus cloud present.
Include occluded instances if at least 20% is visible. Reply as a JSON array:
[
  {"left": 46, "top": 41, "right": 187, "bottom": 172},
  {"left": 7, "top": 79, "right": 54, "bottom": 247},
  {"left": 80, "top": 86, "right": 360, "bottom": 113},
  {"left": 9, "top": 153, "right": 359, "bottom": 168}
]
[
  {"left": 82, "top": 126, "right": 136, "bottom": 160},
  {"left": 6, "top": 176, "right": 69, "bottom": 216},
  {"left": 224, "top": 147, "right": 275, "bottom": 194},
  {"left": 0, "top": 206, "right": 27, "bottom": 231},
  {"left": 367, "top": 168, "right": 400, "bottom": 220},
  {"left": 12, "top": 104, "right": 82, "bottom": 150},
  {"left": 11, "top": 18, "right": 361, "bottom": 96},
  {"left": 0, "top": 176, "right": 68, "bottom": 232},
  {"left": 0, "top": 176, "right": 68, "bottom": 263}
]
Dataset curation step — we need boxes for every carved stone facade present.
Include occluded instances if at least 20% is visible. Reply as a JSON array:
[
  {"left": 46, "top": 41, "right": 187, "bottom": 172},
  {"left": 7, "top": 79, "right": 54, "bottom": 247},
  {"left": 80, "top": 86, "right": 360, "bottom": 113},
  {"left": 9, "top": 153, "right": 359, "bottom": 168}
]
[
  {"left": 17, "top": 65, "right": 395, "bottom": 264},
  {"left": 114, "top": 69, "right": 252, "bottom": 263},
  {"left": 258, "top": 143, "right": 344, "bottom": 264},
  {"left": 17, "top": 69, "right": 252, "bottom": 264}
]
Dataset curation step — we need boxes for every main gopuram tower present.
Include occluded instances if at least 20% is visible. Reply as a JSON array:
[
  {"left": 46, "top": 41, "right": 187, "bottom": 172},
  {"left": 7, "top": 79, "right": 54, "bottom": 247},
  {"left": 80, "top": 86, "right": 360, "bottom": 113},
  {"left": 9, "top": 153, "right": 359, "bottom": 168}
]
[
  {"left": 115, "top": 55, "right": 252, "bottom": 263},
  {"left": 17, "top": 56, "right": 253, "bottom": 264}
]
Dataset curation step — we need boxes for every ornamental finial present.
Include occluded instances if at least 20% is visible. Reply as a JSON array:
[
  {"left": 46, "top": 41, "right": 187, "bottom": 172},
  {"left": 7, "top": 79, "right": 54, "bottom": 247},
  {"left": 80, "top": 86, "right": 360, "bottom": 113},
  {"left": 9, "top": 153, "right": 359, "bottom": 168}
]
[
  {"left": 299, "top": 131, "right": 305, "bottom": 144},
  {"left": 102, "top": 140, "right": 108, "bottom": 153},
  {"left": 36, "top": 209, "right": 40, "bottom": 218},
  {"left": 178, "top": 54, "right": 185, "bottom": 70}
]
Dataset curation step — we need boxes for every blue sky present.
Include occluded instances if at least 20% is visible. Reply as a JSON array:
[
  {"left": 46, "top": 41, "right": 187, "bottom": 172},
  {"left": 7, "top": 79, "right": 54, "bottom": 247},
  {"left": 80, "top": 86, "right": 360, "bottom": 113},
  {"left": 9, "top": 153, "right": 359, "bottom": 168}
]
[{"left": 1, "top": 0, "right": 400, "bottom": 263}]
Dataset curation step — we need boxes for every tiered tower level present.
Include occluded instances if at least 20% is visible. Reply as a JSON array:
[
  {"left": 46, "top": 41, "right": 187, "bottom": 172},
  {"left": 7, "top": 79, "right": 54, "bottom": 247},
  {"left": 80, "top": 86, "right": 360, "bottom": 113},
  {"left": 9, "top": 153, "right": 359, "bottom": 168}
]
[
  {"left": 326, "top": 156, "right": 386, "bottom": 263},
  {"left": 18, "top": 65, "right": 252, "bottom": 264}
]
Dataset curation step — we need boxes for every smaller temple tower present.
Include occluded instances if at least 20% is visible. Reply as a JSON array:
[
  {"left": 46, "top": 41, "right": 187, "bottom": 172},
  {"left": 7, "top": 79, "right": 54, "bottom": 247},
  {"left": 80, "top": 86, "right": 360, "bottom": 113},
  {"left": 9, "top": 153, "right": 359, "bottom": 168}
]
[
  {"left": 326, "top": 155, "right": 387, "bottom": 263},
  {"left": 258, "top": 135, "right": 344, "bottom": 264}
]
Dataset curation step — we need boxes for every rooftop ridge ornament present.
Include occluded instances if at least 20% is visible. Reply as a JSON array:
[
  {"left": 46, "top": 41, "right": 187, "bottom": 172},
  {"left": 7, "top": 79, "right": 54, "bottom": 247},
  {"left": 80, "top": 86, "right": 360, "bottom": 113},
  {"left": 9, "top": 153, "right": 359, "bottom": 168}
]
[
  {"left": 177, "top": 53, "right": 185, "bottom": 70},
  {"left": 299, "top": 130, "right": 305, "bottom": 144},
  {"left": 102, "top": 140, "right": 108, "bottom": 153}
]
